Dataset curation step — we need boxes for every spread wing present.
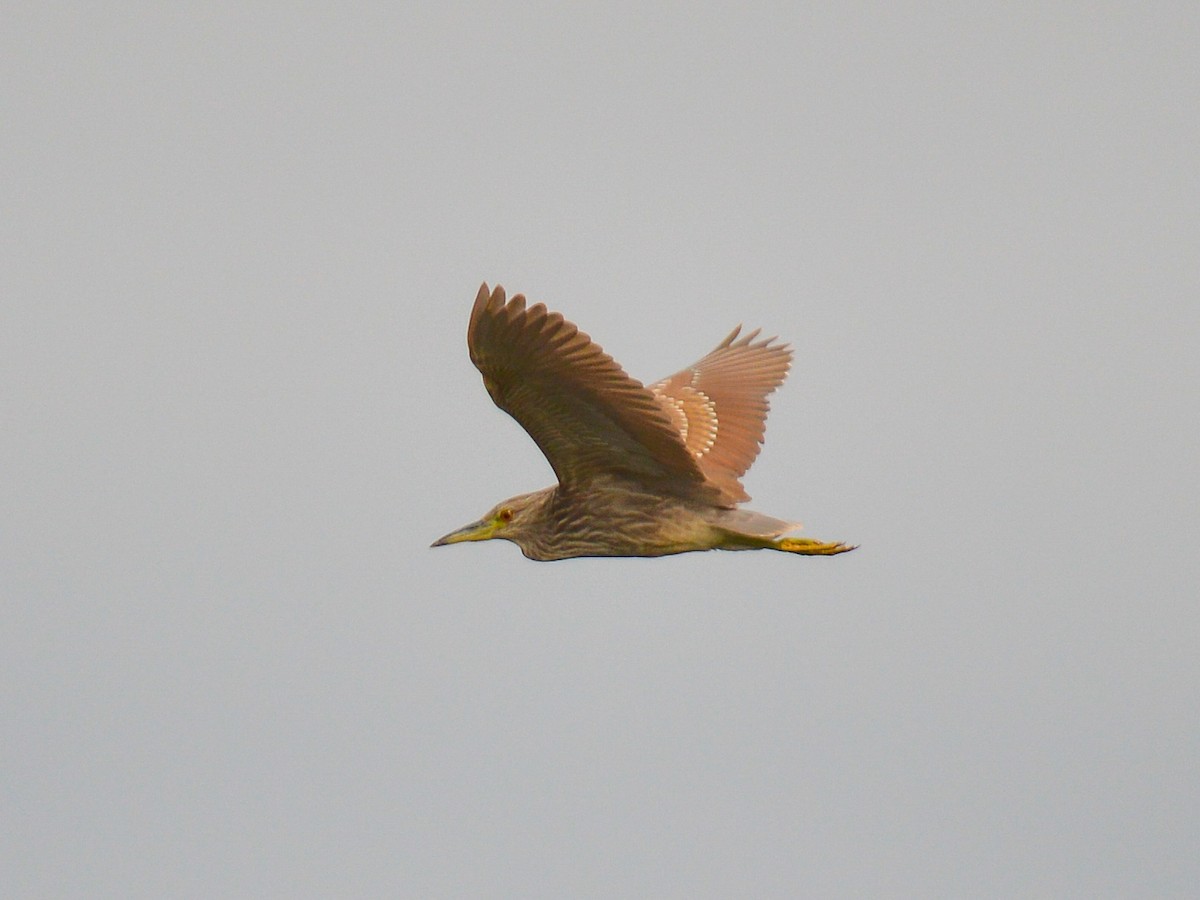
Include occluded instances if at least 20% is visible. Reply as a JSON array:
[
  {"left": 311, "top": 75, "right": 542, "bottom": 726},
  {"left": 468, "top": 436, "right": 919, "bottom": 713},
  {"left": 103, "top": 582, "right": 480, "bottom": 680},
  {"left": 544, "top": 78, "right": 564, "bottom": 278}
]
[
  {"left": 468, "top": 283, "right": 713, "bottom": 497},
  {"left": 649, "top": 326, "right": 792, "bottom": 504}
]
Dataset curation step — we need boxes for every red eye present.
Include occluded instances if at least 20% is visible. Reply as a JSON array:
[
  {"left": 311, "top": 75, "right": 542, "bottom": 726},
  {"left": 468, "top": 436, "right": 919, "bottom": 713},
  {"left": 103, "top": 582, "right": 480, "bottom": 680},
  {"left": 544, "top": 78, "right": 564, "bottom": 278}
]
[{"left": 498, "top": 508, "right": 513, "bottom": 522}]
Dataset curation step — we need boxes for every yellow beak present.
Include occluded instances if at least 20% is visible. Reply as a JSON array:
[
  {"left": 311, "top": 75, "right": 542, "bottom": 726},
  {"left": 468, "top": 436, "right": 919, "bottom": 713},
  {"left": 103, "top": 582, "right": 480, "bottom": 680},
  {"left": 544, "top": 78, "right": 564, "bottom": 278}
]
[{"left": 431, "top": 518, "right": 496, "bottom": 547}]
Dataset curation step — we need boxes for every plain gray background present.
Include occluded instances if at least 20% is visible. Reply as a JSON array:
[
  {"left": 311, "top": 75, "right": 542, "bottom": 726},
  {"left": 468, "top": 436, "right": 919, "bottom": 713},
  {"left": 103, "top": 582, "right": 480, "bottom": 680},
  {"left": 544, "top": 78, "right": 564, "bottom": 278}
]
[{"left": 4, "top": 4, "right": 1197, "bottom": 897}]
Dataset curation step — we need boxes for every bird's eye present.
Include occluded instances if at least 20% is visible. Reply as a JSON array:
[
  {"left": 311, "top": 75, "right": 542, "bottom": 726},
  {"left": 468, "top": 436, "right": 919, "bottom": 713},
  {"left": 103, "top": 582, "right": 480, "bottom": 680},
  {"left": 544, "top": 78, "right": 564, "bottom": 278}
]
[{"left": 498, "top": 507, "right": 513, "bottom": 523}]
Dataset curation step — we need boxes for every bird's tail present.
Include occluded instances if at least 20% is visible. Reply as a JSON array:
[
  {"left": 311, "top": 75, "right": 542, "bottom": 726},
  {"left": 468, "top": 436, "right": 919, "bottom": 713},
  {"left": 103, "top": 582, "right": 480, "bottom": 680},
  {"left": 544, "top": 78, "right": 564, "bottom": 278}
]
[
  {"left": 710, "top": 509, "right": 855, "bottom": 556},
  {"left": 712, "top": 508, "right": 799, "bottom": 537}
]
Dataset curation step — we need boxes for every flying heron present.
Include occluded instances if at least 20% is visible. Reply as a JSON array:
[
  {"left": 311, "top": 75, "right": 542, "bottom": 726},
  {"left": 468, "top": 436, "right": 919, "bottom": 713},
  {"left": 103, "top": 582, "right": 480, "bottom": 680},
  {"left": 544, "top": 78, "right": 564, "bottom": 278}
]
[{"left": 432, "top": 283, "right": 854, "bottom": 561}]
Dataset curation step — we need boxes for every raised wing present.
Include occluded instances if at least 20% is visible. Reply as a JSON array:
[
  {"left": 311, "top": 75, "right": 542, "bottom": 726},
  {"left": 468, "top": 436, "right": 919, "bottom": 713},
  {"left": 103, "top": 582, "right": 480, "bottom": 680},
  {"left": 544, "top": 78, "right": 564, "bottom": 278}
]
[
  {"left": 650, "top": 326, "right": 792, "bottom": 503},
  {"left": 468, "top": 284, "right": 712, "bottom": 497}
]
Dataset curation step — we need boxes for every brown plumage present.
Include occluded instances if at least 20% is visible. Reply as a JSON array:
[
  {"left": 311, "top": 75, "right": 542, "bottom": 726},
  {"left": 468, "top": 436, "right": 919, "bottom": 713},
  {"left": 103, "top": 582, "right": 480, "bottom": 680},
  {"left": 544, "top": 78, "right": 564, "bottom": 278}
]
[{"left": 431, "top": 283, "right": 854, "bottom": 561}]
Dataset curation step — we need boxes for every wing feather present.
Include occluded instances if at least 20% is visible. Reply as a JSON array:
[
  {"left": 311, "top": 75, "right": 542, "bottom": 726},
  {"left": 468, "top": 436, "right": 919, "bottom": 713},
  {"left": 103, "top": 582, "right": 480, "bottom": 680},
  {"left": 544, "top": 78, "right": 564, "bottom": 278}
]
[
  {"left": 468, "top": 284, "right": 712, "bottom": 497},
  {"left": 649, "top": 325, "right": 793, "bottom": 503}
]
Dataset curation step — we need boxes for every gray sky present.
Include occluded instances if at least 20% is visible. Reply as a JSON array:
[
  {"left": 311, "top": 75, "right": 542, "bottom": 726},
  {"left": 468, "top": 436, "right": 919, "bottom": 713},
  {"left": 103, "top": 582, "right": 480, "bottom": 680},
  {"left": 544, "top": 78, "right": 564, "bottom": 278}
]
[{"left": 4, "top": 4, "right": 1197, "bottom": 897}]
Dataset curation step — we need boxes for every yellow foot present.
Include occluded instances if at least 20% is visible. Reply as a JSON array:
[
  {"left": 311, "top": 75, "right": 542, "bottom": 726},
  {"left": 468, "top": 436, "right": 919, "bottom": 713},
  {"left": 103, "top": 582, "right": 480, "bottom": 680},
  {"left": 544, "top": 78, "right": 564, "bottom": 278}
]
[{"left": 775, "top": 536, "right": 857, "bottom": 556}]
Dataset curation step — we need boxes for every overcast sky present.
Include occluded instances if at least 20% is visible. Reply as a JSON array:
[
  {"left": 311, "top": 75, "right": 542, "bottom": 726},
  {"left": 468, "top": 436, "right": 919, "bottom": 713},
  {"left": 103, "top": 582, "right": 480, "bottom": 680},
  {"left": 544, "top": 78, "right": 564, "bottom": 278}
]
[{"left": 4, "top": 4, "right": 1197, "bottom": 897}]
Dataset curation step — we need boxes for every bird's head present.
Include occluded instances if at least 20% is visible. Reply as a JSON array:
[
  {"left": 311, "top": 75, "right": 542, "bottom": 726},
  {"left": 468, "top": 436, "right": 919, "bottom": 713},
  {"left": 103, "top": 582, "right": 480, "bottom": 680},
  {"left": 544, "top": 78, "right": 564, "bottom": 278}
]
[{"left": 430, "top": 490, "right": 546, "bottom": 549}]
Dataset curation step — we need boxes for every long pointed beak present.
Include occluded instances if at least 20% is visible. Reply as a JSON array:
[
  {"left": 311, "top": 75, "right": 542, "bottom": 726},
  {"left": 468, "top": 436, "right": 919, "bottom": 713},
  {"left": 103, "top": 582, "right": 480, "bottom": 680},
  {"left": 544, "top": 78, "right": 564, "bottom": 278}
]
[{"left": 431, "top": 518, "right": 494, "bottom": 547}]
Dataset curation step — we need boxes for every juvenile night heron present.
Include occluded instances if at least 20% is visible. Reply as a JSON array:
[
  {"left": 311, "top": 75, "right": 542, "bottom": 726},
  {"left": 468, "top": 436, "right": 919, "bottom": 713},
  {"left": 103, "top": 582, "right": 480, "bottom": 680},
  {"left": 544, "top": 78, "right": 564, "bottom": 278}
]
[{"left": 432, "top": 283, "right": 854, "bottom": 561}]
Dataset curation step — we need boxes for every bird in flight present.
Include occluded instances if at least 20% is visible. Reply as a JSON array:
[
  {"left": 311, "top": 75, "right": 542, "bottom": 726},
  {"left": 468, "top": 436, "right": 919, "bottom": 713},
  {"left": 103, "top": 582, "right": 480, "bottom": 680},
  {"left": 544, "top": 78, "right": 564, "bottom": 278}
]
[{"left": 432, "top": 283, "right": 855, "bottom": 561}]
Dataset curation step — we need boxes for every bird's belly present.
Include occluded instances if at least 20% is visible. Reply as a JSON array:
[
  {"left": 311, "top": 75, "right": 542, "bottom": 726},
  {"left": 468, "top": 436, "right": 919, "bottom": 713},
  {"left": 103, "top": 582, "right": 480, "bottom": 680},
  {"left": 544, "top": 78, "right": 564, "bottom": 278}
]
[{"left": 533, "top": 492, "right": 722, "bottom": 559}]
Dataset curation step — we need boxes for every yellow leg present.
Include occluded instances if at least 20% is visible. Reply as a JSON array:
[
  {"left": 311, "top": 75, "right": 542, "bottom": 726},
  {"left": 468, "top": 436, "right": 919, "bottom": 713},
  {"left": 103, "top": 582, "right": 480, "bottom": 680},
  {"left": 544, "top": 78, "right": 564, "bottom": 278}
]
[{"left": 774, "top": 536, "right": 856, "bottom": 556}]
